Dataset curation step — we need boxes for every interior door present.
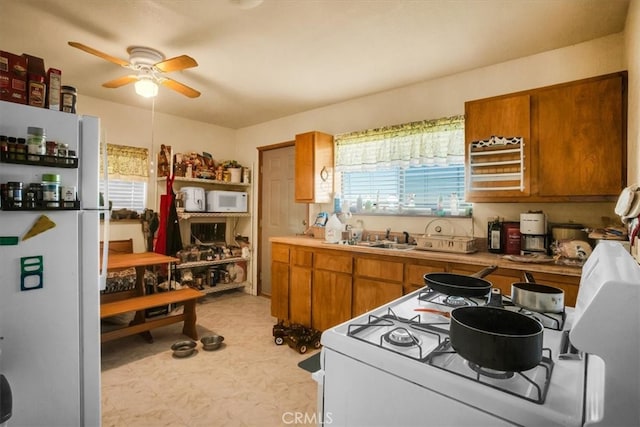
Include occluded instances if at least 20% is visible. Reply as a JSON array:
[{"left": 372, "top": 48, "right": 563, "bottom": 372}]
[{"left": 259, "top": 145, "right": 308, "bottom": 296}]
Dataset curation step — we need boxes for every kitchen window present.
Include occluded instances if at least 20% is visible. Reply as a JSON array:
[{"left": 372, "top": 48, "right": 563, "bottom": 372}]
[
  {"left": 99, "top": 143, "right": 149, "bottom": 213},
  {"left": 336, "top": 115, "right": 470, "bottom": 215}
]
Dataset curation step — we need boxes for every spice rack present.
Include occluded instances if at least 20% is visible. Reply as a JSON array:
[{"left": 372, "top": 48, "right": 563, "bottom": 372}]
[
  {"left": 2, "top": 200, "right": 80, "bottom": 211},
  {"left": 0, "top": 148, "right": 78, "bottom": 168},
  {"left": 468, "top": 136, "right": 524, "bottom": 192}
]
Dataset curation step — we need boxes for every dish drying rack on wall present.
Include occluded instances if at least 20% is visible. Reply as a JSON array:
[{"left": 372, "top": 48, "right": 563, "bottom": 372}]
[
  {"left": 415, "top": 218, "right": 477, "bottom": 254},
  {"left": 468, "top": 136, "right": 524, "bottom": 192}
]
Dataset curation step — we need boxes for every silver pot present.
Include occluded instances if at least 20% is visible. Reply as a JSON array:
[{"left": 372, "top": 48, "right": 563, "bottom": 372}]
[{"left": 511, "top": 273, "right": 564, "bottom": 313}]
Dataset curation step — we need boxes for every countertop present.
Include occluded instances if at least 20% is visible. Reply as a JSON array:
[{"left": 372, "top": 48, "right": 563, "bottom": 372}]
[{"left": 270, "top": 235, "right": 583, "bottom": 277}]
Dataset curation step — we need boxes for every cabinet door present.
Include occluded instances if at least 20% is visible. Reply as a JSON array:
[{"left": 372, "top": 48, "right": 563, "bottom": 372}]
[
  {"left": 448, "top": 263, "right": 522, "bottom": 297},
  {"left": 404, "top": 260, "right": 448, "bottom": 294},
  {"left": 353, "top": 278, "right": 403, "bottom": 317},
  {"left": 355, "top": 257, "right": 403, "bottom": 282},
  {"left": 465, "top": 94, "right": 531, "bottom": 201},
  {"left": 312, "top": 270, "right": 352, "bottom": 331},
  {"left": 535, "top": 73, "right": 625, "bottom": 199},
  {"left": 290, "top": 266, "right": 312, "bottom": 326},
  {"left": 294, "top": 131, "right": 334, "bottom": 203},
  {"left": 270, "top": 261, "right": 290, "bottom": 319},
  {"left": 524, "top": 271, "right": 580, "bottom": 307}
]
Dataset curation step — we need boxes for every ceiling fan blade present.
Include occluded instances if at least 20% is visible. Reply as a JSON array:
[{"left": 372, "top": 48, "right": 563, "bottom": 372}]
[
  {"left": 103, "top": 75, "right": 138, "bottom": 88},
  {"left": 154, "top": 55, "right": 198, "bottom": 73},
  {"left": 159, "top": 77, "right": 201, "bottom": 98},
  {"left": 68, "top": 41, "right": 130, "bottom": 67}
]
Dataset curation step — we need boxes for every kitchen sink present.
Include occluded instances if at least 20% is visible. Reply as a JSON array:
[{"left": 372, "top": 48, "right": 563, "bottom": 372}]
[
  {"left": 360, "top": 241, "right": 415, "bottom": 251},
  {"left": 323, "top": 240, "right": 415, "bottom": 250}
]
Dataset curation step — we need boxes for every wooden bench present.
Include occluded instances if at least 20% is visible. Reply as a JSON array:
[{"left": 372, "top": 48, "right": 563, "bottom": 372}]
[{"left": 100, "top": 287, "right": 204, "bottom": 343}]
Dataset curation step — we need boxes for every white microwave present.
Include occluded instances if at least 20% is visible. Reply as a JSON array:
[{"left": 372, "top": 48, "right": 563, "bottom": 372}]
[{"left": 206, "top": 190, "right": 248, "bottom": 213}]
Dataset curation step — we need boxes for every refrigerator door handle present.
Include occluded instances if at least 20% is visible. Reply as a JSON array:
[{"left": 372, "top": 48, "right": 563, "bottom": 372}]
[{"left": 99, "top": 136, "right": 110, "bottom": 290}]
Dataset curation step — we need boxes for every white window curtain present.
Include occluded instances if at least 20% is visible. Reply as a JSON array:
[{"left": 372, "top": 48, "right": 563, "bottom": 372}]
[{"left": 335, "top": 115, "right": 465, "bottom": 171}]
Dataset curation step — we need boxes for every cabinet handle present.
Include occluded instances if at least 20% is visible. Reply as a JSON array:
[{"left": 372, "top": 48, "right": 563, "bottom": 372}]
[{"left": 320, "top": 166, "right": 329, "bottom": 182}]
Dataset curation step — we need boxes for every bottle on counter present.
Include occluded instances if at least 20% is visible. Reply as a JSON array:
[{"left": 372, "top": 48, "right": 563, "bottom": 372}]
[
  {"left": 488, "top": 217, "right": 503, "bottom": 253},
  {"left": 450, "top": 192, "right": 459, "bottom": 216}
]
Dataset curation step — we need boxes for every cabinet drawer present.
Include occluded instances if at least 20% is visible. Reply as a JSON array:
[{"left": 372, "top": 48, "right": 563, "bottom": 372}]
[
  {"left": 291, "top": 247, "right": 313, "bottom": 267},
  {"left": 271, "top": 243, "right": 290, "bottom": 263},
  {"left": 355, "top": 257, "right": 403, "bottom": 283},
  {"left": 405, "top": 261, "right": 448, "bottom": 286},
  {"left": 315, "top": 251, "right": 353, "bottom": 274}
]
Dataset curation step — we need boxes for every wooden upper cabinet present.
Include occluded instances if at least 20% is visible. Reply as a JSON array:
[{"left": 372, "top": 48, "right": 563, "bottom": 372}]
[
  {"left": 465, "top": 94, "right": 532, "bottom": 201},
  {"left": 465, "top": 72, "right": 627, "bottom": 202},
  {"left": 534, "top": 73, "right": 626, "bottom": 199},
  {"left": 295, "top": 131, "right": 334, "bottom": 203}
]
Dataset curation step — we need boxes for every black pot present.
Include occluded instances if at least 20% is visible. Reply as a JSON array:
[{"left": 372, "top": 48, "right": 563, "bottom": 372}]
[
  {"left": 449, "top": 306, "right": 543, "bottom": 372},
  {"left": 423, "top": 266, "right": 497, "bottom": 297}
]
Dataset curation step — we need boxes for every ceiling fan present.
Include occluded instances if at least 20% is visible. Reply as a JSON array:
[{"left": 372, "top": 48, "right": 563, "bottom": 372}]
[{"left": 68, "top": 41, "right": 201, "bottom": 98}]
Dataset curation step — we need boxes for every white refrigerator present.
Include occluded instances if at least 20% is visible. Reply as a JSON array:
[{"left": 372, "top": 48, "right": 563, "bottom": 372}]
[{"left": 0, "top": 101, "right": 103, "bottom": 426}]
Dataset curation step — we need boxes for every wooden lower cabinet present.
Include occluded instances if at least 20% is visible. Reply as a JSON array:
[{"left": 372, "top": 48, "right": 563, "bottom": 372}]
[
  {"left": 290, "top": 265, "right": 312, "bottom": 325},
  {"left": 270, "top": 243, "right": 290, "bottom": 319},
  {"left": 289, "top": 247, "right": 314, "bottom": 326},
  {"left": 312, "top": 251, "right": 353, "bottom": 330},
  {"left": 353, "top": 277, "right": 403, "bottom": 317},
  {"left": 404, "top": 259, "right": 448, "bottom": 294},
  {"left": 270, "top": 242, "right": 583, "bottom": 330},
  {"left": 270, "top": 260, "right": 290, "bottom": 319},
  {"left": 312, "top": 270, "right": 352, "bottom": 330},
  {"left": 353, "top": 256, "right": 404, "bottom": 316},
  {"left": 448, "top": 263, "right": 522, "bottom": 297},
  {"left": 448, "top": 263, "right": 580, "bottom": 307}
]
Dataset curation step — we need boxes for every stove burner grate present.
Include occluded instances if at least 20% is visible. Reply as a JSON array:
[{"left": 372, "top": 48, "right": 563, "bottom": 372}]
[
  {"left": 418, "top": 288, "right": 480, "bottom": 308},
  {"left": 425, "top": 339, "right": 554, "bottom": 404},
  {"left": 383, "top": 327, "right": 420, "bottom": 347},
  {"left": 346, "top": 308, "right": 444, "bottom": 361},
  {"left": 467, "top": 362, "right": 515, "bottom": 380}
]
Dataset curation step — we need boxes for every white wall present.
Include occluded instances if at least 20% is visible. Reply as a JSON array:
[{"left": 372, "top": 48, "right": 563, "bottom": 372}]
[
  {"left": 82, "top": 31, "right": 632, "bottom": 245},
  {"left": 237, "top": 33, "right": 626, "bottom": 236}
]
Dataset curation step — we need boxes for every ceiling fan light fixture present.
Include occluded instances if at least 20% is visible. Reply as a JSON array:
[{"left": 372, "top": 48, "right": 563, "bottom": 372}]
[{"left": 135, "top": 77, "right": 158, "bottom": 98}]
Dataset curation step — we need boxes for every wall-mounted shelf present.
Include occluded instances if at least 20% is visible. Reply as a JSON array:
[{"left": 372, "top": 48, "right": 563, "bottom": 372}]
[
  {"left": 468, "top": 136, "right": 524, "bottom": 192},
  {"left": 157, "top": 176, "right": 250, "bottom": 188},
  {"left": 177, "top": 211, "right": 251, "bottom": 220}
]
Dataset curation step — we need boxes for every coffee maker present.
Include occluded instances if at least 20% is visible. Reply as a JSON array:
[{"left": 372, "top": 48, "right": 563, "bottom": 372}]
[{"left": 520, "top": 211, "right": 548, "bottom": 255}]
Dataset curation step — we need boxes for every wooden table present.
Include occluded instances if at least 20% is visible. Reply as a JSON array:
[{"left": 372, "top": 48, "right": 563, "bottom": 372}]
[
  {"left": 101, "top": 252, "right": 180, "bottom": 303},
  {"left": 100, "top": 252, "right": 202, "bottom": 343}
]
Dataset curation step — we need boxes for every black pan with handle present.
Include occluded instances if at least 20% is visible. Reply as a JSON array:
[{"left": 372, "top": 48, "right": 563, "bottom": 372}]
[{"left": 423, "top": 265, "right": 497, "bottom": 297}]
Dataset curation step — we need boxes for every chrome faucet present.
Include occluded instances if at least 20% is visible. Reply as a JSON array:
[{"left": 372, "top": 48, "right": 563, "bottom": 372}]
[{"left": 403, "top": 231, "right": 410, "bottom": 244}]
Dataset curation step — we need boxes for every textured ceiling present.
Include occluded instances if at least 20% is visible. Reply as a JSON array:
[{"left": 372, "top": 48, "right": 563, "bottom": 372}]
[{"left": 0, "top": 0, "right": 630, "bottom": 128}]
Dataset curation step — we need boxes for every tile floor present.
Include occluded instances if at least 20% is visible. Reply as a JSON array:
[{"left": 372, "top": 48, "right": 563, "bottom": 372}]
[{"left": 100, "top": 291, "right": 318, "bottom": 427}]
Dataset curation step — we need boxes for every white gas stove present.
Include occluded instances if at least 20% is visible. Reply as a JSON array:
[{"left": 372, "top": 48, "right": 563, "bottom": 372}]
[{"left": 315, "top": 242, "right": 640, "bottom": 427}]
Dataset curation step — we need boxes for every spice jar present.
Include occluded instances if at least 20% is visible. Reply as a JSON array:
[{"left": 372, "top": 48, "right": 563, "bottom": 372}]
[
  {"left": 46, "top": 140, "right": 57, "bottom": 157},
  {"left": 61, "top": 86, "right": 77, "bottom": 113},
  {"left": 28, "top": 183, "right": 43, "bottom": 208},
  {"left": 57, "top": 142, "right": 68, "bottom": 159},
  {"left": 42, "top": 173, "right": 60, "bottom": 207},
  {"left": 28, "top": 74, "right": 46, "bottom": 108},
  {"left": 7, "top": 181, "right": 23, "bottom": 208},
  {"left": 15, "top": 138, "right": 26, "bottom": 161},
  {"left": 27, "top": 126, "right": 46, "bottom": 161},
  {"left": 67, "top": 149, "right": 77, "bottom": 166}
]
